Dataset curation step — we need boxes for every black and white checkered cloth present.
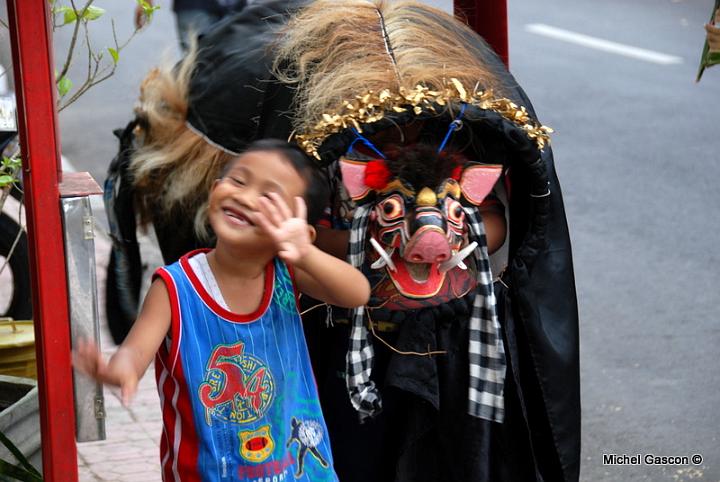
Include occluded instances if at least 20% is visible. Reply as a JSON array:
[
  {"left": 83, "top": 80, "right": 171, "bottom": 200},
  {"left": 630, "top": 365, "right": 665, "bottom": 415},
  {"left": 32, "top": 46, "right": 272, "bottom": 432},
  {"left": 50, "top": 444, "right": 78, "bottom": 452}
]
[
  {"left": 464, "top": 206, "right": 506, "bottom": 422},
  {"left": 345, "top": 204, "right": 382, "bottom": 421},
  {"left": 344, "top": 203, "right": 506, "bottom": 423}
]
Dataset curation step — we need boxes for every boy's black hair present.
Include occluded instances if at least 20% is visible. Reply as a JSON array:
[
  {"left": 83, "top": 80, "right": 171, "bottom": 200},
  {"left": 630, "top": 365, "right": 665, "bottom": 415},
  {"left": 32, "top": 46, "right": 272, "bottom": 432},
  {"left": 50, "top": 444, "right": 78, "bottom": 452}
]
[{"left": 220, "top": 139, "right": 329, "bottom": 225}]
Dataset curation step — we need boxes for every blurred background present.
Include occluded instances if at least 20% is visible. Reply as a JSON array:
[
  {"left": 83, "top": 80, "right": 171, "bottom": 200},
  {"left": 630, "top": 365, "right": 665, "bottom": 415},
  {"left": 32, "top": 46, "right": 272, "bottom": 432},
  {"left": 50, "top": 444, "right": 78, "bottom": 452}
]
[{"left": 3, "top": 0, "right": 720, "bottom": 480}]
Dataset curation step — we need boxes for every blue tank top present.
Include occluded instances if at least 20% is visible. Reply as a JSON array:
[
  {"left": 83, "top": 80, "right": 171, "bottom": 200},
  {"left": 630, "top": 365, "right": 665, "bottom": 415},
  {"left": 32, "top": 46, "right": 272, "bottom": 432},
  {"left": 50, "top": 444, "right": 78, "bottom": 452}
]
[{"left": 154, "top": 249, "right": 337, "bottom": 482}]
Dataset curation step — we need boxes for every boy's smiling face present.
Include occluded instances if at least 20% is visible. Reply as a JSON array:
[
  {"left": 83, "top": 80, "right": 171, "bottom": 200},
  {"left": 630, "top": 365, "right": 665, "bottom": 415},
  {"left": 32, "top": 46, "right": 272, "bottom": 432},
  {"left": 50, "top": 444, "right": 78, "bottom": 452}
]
[{"left": 208, "top": 150, "right": 307, "bottom": 251}]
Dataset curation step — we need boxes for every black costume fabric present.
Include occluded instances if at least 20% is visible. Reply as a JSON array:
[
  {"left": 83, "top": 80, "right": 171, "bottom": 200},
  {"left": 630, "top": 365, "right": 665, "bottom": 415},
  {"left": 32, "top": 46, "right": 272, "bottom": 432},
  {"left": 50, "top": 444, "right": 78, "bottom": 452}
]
[
  {"left": 104, "top": 119, "right": 145, "bottom": 343},
  {"left": 182, "top": 0, "right": 305, "bottom": 155},
  {"left": 172, "top": 0, "right": 246, "bottom": 15},
  {"left": 105, "top": 3, "right": 580, "bottom": 481},
  {"left": 307, "top": 286, "right": 536, "bottom": 482}
]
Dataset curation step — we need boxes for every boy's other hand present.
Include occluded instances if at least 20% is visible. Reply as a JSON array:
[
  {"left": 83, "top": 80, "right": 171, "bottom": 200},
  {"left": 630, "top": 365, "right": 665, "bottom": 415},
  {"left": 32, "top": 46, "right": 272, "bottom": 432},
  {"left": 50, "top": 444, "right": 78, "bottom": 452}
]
[
  {"left": 73, "top": 338, "right": 139, "bottom": 406},
  {"left": 254, "top": 193, "right": 312, "bottom": 264}
]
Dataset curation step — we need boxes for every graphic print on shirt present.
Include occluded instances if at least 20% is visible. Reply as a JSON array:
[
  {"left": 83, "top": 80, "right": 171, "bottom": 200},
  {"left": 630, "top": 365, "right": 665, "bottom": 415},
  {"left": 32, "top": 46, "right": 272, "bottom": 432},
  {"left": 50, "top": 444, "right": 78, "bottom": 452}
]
[
  {"left": 198, "top": 341, "right": 275, "bottom": 425},
  {"left": 275, "top": 266, "right": 298, "bottom": 315},
  {"left": 286, "top": 417, "right": 330, "bottom": 478},
  {"left": 238, "top": 425, "right": 275, "bottom": 463}
]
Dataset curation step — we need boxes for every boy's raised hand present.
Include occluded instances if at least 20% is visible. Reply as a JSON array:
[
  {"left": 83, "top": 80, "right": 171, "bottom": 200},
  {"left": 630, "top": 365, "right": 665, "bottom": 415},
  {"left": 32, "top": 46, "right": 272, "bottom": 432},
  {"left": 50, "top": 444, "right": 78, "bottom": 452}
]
[{"left": 255, "top": 193, "right": 313, "bottom": 265}]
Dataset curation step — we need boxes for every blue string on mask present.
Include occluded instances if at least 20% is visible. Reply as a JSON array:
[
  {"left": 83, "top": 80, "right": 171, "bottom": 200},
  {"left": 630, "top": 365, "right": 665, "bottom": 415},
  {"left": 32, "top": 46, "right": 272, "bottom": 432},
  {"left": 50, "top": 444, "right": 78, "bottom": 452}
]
[
  {"left": 437, "top": 103, "right": 468, "bottom": 154},
  {"left": 348, "top": 128, "right": 387, "bottom": 159}
]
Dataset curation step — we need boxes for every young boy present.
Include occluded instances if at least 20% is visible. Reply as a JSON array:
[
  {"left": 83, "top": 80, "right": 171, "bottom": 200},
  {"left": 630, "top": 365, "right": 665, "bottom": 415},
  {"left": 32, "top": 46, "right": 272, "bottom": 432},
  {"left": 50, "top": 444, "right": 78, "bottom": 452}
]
[{"left": 75, "top": 139, "right": 370, "bottom": 481}]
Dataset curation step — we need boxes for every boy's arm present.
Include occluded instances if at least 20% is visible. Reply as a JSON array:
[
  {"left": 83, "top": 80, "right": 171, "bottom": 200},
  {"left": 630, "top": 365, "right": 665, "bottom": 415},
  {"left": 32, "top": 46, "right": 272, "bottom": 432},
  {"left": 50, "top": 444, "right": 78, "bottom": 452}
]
[
  {"left": 292, "top": 245, "right": 370, "bottom": 308},
  {"left": 115, "top": 278, "right": 172, "bottom": 377},
  {"left": 74, "top": 278, "right": 171, "bottom": 405}
]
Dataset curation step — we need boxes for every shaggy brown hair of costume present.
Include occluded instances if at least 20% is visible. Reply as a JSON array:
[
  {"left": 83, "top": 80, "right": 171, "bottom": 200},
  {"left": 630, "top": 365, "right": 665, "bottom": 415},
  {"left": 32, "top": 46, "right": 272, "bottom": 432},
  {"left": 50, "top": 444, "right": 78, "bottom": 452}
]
[
  {"left": 383, "top": 144, "right": 462, "bottom": 191},
  {"left": 130, "top": 43, "right": 233, "bottom": 238},
  {"left": 273, "top": 0, "right": 508, "bottom": 136}
]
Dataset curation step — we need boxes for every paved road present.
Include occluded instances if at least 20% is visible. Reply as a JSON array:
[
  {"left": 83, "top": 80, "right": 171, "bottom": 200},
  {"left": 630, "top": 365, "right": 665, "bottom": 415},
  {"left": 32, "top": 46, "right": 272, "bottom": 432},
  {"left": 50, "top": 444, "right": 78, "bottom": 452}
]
[
  {"left": 508, "top": 1, "right": 720, "bottom": 481},
  {"left": 50, "top": 1, "right": 720, "bottom": 481}
]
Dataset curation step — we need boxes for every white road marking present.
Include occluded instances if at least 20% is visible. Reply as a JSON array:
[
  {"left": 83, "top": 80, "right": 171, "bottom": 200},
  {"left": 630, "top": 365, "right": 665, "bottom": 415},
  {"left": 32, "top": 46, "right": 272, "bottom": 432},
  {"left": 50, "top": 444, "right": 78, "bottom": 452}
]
[{"left": 525, "top": 23, "right": 684, "bottom": 65}]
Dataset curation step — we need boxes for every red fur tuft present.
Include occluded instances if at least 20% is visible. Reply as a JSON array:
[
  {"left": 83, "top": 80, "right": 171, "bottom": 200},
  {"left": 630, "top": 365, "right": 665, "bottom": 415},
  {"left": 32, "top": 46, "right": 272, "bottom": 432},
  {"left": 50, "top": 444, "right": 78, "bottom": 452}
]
[
  {"left": 451, "top": 165, "right": 463, "bottom": 181},
  {"left": 365, "top": 160, "right": 392, "bottom": 190}
]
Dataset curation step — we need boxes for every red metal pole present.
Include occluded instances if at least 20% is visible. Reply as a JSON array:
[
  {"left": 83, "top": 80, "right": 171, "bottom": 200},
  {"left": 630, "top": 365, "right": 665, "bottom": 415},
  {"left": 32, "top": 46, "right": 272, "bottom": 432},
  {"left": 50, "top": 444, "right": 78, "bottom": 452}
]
[
  {"left": 454, "top": 0, "right": 509, "bottom": 67},
  {"left": 6, "top": 0, "right": 78, "bottom": 480}
]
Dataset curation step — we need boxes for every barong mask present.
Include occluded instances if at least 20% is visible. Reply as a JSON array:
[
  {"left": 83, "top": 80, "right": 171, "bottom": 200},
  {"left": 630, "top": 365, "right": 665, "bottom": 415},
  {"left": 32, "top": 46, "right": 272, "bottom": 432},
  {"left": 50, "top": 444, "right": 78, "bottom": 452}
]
[
  {"left": 339, "top": 147, "right": 502, "bottom": 310},
  {"left": 294, "top": 84, "right": 552, "bottom": 424}
]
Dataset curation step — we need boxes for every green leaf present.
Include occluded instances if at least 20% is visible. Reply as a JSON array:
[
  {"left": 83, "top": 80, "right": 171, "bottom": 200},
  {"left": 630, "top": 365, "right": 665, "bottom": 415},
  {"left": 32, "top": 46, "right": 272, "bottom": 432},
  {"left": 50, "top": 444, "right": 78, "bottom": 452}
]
[
  {"left": 708, "top": 51, "right": 720, "bottom": 65},
  {"left": 82, "top": 5, "right": 105, "bottom": 21},
  {"left": 136, "top": 0, "right": 160, "bottom": 20},
  {"left": 0, "top": 175, "right": 15, "bottom": 187},
  {"left": 0, "top": 432, "right": 42, "bottom": 479},
  {"left": 57, "top": 75, "right": 73, "bottom": 97},
  {"left": 2, "top": 156, "right": 21, "bottom": 170},
  {"left": 57, "top": 6, "right": 77, "bottom": 25},
  {"left": 107, "top": 47, "right": 119, "bottom": 65},
  {"left": 0, "top": 459, "right": 43, "bottom": 482}
]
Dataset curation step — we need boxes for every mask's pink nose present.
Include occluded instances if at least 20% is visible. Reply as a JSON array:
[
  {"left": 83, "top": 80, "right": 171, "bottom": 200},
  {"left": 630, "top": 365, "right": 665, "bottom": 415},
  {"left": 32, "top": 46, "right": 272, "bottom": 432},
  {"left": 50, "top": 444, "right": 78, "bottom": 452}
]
[{"left": 404, "top": 230, "right": 451, "bottom": 264}]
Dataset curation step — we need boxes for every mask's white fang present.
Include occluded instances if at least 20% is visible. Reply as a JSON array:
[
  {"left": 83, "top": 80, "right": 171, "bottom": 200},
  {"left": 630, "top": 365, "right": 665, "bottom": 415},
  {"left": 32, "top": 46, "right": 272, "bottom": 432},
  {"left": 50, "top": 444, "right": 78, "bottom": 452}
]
[
  {"left": 369, "top": 237, "right": 397, "bottom": 272},
  {"left": 440, "top": 241, "right": 478, "bottom": 273}
]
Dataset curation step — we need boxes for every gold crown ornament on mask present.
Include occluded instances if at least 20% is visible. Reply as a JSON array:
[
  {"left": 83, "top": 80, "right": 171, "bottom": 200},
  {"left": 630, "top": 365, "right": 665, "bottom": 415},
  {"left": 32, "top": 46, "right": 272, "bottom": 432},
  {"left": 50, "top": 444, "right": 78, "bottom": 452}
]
[{"left": 293, "top": 78, "right": 553, "bottom": 160}]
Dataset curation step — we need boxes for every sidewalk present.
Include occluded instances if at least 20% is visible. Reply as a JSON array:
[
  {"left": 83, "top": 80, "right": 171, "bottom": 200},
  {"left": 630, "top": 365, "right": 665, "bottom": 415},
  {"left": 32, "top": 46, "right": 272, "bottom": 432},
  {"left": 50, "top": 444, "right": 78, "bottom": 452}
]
[
  {"left": 76, "top": 363, "right": 162, "bottom": 481},
  {"left": 76, "top": 222, "right": 165, "bottom": 481}
]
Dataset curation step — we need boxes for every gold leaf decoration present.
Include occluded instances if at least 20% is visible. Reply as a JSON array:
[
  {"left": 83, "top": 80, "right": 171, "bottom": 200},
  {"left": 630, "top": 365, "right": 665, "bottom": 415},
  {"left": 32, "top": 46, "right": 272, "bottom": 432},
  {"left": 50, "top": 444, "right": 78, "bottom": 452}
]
[{"left": 293, "top": 78, "right": 552, "bottom": 160}]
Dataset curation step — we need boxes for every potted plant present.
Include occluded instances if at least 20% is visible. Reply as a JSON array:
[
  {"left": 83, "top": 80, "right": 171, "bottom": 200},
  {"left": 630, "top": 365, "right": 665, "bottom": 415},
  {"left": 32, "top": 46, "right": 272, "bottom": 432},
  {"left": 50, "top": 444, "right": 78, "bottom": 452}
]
[{"left": 0, "top": 375, "right": 41, "bottom": 481}]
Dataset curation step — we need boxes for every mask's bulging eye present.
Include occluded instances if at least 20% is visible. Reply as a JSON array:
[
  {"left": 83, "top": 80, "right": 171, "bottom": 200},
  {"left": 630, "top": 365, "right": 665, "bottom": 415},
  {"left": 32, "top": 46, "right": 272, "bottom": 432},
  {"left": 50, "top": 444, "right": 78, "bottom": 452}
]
[
  {"left": 446, "top": 199, "right": 465, "bottom": 225},
  {"left": 379, "top": 196, "right": 404, "bottom": 220}
]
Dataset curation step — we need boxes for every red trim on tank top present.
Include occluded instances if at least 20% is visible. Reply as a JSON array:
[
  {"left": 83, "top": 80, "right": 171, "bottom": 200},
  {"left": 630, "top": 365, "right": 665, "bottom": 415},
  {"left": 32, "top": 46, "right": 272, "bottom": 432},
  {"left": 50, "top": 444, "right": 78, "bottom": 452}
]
[
  {"left": 153, "top": 267, "right": 201, "bottom": 481},
  {"left": 153, "top": 268, "right": 182, "bottom": 375}
]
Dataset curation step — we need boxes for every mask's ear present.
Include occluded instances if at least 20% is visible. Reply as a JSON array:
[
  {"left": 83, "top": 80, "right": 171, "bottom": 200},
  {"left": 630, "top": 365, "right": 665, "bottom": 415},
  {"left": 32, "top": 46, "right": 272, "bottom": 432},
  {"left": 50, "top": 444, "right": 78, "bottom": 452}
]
[
  {"left": 339, "top": 159, "right": 372, "bottom": 201},
  {"left": 460, "top": 164, "right": 503, "bottom": 205}
]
